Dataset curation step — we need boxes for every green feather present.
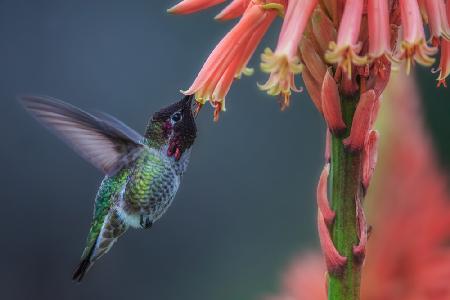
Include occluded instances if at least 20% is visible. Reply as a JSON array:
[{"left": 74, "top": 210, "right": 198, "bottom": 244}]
[{"left": 79, "top": 169, "right": 129, "bottom": 260}]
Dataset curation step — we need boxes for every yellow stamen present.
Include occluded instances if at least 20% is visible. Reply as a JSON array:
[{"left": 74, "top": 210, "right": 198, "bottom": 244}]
[
  {"left": 325, "top": 42, "right": 368, "bottom": 79},
  {"left": 400, "top": 40, "right": 436, "bottom": 75},
  {"left": 261, "top": 3, "right": 285, "bottom": 18},
  {"left": 235, "top": 67, "right": 254, "bottom": 79}
]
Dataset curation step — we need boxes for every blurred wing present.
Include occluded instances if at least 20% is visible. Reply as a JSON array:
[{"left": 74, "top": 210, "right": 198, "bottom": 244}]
[{"left": 20, "top": 95, "right": 145, "bottom": 176}]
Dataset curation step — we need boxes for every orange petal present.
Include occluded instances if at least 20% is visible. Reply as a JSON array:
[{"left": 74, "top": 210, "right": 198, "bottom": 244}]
[
  {"left": 167, "top": 0, "right": 226, "bottom": 14},
  {"left": 215, "top": 0, "right": 250, "bottom": 21}
]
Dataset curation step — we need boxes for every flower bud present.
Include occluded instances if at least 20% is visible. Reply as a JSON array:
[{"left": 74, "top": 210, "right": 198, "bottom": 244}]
[
  {"left": 322, "top": 69, "right": 346, "bottom": 135},
  {"left": 343, "top": 90, "right": 377, "bottom": 152}
]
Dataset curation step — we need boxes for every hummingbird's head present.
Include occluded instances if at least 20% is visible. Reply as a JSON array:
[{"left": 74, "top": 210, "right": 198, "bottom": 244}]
[{"left": 145, "top": 95, "right": 197, "bottom": 160}]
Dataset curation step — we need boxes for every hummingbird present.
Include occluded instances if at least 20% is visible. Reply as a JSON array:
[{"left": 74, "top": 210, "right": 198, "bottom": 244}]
[{"left": 20, "top": 94, "right": 197, "bottom": 282}]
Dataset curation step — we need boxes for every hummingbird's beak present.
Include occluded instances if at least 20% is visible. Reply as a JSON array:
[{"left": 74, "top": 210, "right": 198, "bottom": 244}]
[
  {"left": 182, "top": 94, "right": 199, "bottom": 118},
  {"left": 182, "top": 94, "right": 194, "bottom": 106},
  {"left": 193, "top": 102, "right": 202, "bottom": 118}
]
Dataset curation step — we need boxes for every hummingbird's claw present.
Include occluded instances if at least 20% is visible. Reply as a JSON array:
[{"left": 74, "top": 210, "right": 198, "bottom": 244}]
[{"left": 140, "top": 215, "right": 153, "bottom": 229}]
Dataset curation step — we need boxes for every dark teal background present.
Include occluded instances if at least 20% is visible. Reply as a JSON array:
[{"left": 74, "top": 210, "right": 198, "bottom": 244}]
[
  {"left": 418, "top": 71, "right": 450, "bottom": 171},
  {"left": 0, "top": 1, "right": 448, "bottom": 299}
]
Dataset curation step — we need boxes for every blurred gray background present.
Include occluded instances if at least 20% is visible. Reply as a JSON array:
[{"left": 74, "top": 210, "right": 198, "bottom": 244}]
[{"left": 0, "top": 1, "right": 448, "bottom": 299}]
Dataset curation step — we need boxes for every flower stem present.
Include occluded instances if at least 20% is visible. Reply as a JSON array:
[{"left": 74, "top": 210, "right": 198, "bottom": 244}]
[{"left": 328, "top": 94, "right": 362, "bottom": 300}]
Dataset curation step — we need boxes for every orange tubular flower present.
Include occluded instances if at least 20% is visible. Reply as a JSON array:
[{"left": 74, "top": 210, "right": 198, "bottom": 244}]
[
  {"left": 259, "top": 0, "right": 318, "bottom": 110},
  {"left": 398, "top": 0, "right": 437, "bottom": 74},
  {"left": 437, "top": 39, "right": 450, "bottom": 87},
  {"left": 436, "top": 1, "right": 450, "bottom": 87},
  {"left": 325, "top": 0, "right": 367, "bottom": 78},
  {"left": 417, "top": 0, "right": 428, "bottom": 22},
  {"left": 423, "top": 0, "right": 450, "bottom": 44},
  {"left": 182, "top": 3, "right": 278, "bottom": 120},
  {"left": 367, "top": 0, "right": 392, "bottom": 60}
]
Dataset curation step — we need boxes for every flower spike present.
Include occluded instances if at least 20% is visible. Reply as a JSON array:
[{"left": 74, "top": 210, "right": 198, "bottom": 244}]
[
  {"left": 325, "top": 0, "right": 367, "bottom": 79},
  {"left": 398, "top": 0, "right": 437, "bottom": 74},
  {"left": 322, "top": 69, "right": 346, "bottom": 135},
  {"left": 167, "top": 0, "right": 226, "bottom": 14},
  {"left": 259, "top": 0, "right": 318, "bottom": 109}
]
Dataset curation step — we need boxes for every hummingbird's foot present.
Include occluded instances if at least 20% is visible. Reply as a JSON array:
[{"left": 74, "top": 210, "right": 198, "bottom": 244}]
[{"left": 140, "top": 215, "right": 153, "bottom": 229}]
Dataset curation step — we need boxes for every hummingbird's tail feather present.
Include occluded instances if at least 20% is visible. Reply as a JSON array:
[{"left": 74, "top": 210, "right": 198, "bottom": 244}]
[
  {"left": 72, "top": 257, "right": 93, "bottom": 282},
  {"left": 72, "top": 210, "right": 128, "bottom": 282},
  {"left": 72, "top": 232, "right": 98, "bottom": 282}
]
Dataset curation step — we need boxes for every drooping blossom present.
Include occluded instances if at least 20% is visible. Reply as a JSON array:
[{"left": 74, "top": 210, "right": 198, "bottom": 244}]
[
  {"left": 170, "top": 0, "right": 450, "bottom": 119},
  {"left": 367, "top": 0, "right": 392, "bottom": 60},
  {"left": 437, "top": 39, "right": 450, "bottom": 87},
  {"left": 266, "top": 73, "right": 450, "bottom": 300},
  {"left": 258, "top": 0, "right": 318, "bottom": 110},
  {"left": 325, "top": 0, "right": 367, "bottom": 78},
  {"left": 180, "top": 2, "right": 279, "bottom": 121},
  {"left": 435, "top": 1, "right": 450, "bottom": 87},
  {"left": 422, "top": 0, "right": 450, "bottom": 44},
  {"left": 398, "top": 0, "right": 437, "bottom": 75}
]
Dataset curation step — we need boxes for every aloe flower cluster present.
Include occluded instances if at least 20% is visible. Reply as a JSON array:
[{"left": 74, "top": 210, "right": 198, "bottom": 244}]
[
  {"left": 169, "top": 0, "right": 450, "bottom": 119},
  {"left": 168, "top": 1, "right": 449, "bottom": 299}
]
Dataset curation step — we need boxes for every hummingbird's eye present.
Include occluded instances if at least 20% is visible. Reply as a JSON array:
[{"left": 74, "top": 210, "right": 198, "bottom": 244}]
[{"left": 171, "top": 111, "right": 182, "bottom": 123}]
